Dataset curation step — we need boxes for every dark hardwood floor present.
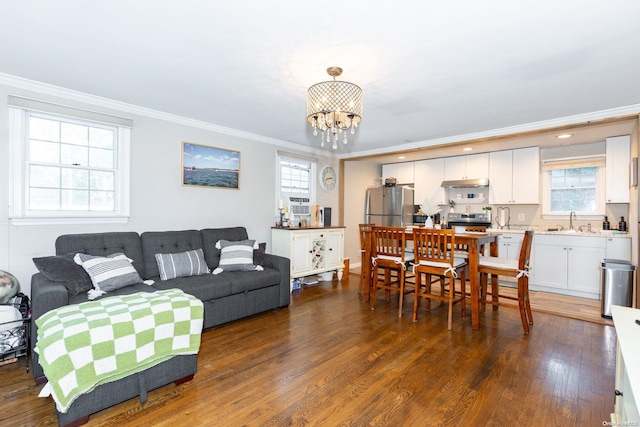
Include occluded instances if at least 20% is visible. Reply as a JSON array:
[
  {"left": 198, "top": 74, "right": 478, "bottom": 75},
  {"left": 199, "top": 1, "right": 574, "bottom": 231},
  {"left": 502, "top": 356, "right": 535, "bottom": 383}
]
[{"left": 0, "top": 273, "right": 617, "bottom": 426}]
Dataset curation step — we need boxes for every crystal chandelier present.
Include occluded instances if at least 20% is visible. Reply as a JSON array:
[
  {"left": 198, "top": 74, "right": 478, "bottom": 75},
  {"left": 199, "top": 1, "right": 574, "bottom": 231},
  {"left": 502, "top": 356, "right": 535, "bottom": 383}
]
[{"left": 307, "top": 67, "right": 363, "bottom": 150}]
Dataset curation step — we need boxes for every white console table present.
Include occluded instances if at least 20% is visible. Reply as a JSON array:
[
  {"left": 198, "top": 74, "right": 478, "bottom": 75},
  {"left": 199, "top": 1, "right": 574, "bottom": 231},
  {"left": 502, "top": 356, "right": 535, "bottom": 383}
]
[
  {"left": 611, "top": 305, "right": 640, "bottom": 422},
  {"left": 271, "top": 226, "right": 345, "bottom": 282}
]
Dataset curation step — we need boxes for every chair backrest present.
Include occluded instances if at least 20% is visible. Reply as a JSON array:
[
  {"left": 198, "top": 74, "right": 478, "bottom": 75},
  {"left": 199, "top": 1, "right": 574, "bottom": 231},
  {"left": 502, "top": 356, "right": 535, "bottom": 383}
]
[
  {"left": 413, "top": 228, "right": 456, "bottom": 266},
  {"left": 371, "top": 226, "right": 407, "bottom": 259},
  {"left": 359, "top": 223, "right": 374, "bottom": 251},
  {"left": 518, "top": 230, "right": 534, "bottom": 270},
  {"left": 465, "top": 225, "right": 487, "bottom": 232}
]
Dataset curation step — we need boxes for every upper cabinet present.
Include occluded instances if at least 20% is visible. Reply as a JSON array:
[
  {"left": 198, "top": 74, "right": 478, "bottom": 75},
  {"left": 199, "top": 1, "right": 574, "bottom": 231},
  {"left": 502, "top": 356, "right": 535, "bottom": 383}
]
[
  {"left": 414, "top": 158, "right": 446, "bottom": 206},
  {"left": 443, "top": 153, "right": 489, "bottom": 180},
  {"left": 489, "top": 147, "right": 540, "bottom": 204},
  {"left": 606, "top": 135, "right": 630, "bottom": 203},
  {"left": 382, "top": 162, "right": 415, "bottom": 185}
]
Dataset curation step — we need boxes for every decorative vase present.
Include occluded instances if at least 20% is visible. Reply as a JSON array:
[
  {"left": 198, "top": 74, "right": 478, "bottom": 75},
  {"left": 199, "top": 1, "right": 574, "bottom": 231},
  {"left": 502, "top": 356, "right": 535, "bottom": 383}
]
[
  {"left": 425, "top": 216, "right": 434, "bottom": 228},
  {"left": 449, "top": 207, "right": 455, "bottom": 213}
]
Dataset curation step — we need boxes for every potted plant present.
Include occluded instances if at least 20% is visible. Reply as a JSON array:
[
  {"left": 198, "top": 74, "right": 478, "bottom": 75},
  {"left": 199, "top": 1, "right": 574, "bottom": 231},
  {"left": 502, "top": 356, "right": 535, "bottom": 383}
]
[
  {"left": 448, "top": 200, "right": 456, "bottom": 213},
  {"left": 482, "top": 206, "right": 492, "bottom": 223}
]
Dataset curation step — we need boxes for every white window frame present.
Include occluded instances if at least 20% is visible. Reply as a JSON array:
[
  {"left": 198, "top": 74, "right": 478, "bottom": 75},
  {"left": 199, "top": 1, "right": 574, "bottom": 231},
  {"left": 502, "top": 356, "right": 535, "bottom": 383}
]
[
  {"left": 276, "top": 152, "right": 316, "bottom": 214},
  {"left": 541, "top": 156, "right": 605, "bottom": 219},
  {"left": 9, "top": 98, "right": 131, "bottom": 225}
]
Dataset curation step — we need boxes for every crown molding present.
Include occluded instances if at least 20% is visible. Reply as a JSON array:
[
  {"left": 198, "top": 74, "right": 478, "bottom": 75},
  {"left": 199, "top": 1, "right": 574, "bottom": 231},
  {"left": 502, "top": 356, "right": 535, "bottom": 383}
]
[
  {"left": 3, "top": 72, "right": 636, "bottom": 162},
  {"left": 0, "top": 72, "right": 324, "bottom": 156}
]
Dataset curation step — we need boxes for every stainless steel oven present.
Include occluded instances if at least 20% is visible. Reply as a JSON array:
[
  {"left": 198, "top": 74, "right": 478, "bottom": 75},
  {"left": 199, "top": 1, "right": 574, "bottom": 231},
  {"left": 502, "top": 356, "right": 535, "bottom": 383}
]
[{"left": 447, "top": 212, "right": 491, "bottom": 231}]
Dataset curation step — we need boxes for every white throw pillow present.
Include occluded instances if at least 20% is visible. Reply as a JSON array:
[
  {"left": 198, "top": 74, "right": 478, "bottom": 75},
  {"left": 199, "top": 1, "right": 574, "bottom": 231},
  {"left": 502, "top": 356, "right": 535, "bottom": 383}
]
[
  {"left": 74, "top": 252, "right": 143, "bottom": 297},
  {"left": 213, "top": 239, "right": 263, "bottom": 275}
]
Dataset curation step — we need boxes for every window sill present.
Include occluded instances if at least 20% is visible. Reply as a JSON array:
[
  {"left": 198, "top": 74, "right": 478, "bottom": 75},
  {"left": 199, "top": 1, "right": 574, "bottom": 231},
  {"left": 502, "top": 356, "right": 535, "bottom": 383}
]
[
  {"left": 10, "top": 216, "right": 129, "bottom": 226},
  {"left": 542, "top": 213, "right": 604, "bottom": 221}
]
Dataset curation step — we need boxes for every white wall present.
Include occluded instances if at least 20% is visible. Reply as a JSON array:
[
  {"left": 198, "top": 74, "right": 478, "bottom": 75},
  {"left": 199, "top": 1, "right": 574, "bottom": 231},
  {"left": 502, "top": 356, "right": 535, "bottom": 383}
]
[
  {"left": 343, "top": 160, "right": 380, "bottom": 269},
  {"left": 0, "top": 82, "right": 339, "bottom": 296}
]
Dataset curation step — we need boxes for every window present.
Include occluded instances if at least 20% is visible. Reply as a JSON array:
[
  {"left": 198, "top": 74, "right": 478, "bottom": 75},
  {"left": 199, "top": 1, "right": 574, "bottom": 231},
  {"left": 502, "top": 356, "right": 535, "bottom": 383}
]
[
  {"left": 542, "top": 157, "right": 605, "bottom": 217},
  {"left": 280, "top": 157, "right": 312, "bottom": 194},
  {"left": 9, "top": 97, "right": 132, "bottom": 224},
  {"left": 276, "top": 153, "right": 316, "bottom": 211}
]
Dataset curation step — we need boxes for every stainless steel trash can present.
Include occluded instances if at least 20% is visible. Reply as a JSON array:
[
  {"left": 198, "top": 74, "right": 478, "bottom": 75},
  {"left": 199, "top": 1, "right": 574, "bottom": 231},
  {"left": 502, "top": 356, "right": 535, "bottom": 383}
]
[{"left": 600, "top": 259, "right": 635, "bottom": 318}]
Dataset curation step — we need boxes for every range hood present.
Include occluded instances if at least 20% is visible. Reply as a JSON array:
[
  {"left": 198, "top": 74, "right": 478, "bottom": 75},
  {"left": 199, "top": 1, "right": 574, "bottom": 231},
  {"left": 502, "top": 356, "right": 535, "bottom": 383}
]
[{"left": 440, "top": 178, "right": 489, "bottom": 188}]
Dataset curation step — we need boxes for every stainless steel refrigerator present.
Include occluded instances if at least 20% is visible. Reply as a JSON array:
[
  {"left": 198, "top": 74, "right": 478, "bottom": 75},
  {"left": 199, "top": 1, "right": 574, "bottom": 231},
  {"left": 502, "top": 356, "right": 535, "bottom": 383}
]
[{"left": 364, "top": 186, "right": 414, "bottom": 227}]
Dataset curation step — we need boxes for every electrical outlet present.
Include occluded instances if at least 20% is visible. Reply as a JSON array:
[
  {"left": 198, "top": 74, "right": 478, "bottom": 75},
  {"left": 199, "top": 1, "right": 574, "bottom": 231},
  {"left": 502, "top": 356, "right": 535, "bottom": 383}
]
[{"left": 518, "top": 213, "right": 525, "bottom": 221}]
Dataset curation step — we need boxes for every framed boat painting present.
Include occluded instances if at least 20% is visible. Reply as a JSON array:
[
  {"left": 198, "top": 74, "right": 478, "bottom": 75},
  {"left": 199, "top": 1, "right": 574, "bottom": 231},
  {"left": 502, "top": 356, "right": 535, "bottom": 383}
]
[{"left": 182, "top": 142, "right": 240, "bottom": 189}]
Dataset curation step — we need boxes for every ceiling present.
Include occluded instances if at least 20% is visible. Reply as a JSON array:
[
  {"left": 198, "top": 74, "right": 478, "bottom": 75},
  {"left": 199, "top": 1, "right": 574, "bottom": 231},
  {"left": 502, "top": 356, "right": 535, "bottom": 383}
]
[{"left": 2, "top": 1, "right": 640, "bottom": 159}]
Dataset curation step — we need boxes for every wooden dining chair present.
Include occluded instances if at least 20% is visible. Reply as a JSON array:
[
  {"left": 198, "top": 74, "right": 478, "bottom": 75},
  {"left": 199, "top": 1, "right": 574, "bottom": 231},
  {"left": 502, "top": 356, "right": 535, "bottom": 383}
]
[
  {"left": 411, "top": 228, "right": 468, "bottom": 330},
  {"left": 452, "top": 225, "right": 486, "bottom": 260},
  {"left": 358, "top": 224, "right": 374, "bottom": 296},
  {"left": 370, "top": 226, "right": 414, "bottom": 317},
  {"left": 478, "top": 230, "right": 534, "bottom": 334}
]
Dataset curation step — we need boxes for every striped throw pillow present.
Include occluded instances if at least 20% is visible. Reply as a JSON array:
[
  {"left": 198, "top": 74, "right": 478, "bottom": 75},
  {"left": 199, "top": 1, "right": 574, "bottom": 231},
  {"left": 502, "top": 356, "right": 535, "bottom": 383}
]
[
  {"left": 154, "top": 248, "right": 209, "bottom": 281},
  {"left": 213, "top": 239, "right": 261, "bottom": 274},
  {"left": 74, "top": 252, "right": 143, "bottom": 292}
]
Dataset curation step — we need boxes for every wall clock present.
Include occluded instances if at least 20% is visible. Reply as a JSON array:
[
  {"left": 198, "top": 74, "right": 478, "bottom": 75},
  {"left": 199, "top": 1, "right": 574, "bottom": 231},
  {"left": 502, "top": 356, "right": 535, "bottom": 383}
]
[{"left": 320, "top": 165, "right": 337, "bottom": 191}]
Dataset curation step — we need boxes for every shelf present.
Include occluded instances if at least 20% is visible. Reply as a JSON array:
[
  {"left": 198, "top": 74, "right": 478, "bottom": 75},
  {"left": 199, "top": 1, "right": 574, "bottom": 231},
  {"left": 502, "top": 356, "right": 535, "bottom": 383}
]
[{"left": 451, "top": 198, "right": 486, "bottom": 204}]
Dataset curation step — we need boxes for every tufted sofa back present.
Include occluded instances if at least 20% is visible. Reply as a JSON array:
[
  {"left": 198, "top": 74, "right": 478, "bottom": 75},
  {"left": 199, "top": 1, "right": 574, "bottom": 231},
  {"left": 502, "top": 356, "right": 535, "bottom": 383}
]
[
  {"left": 140, "top": 230, "right": 204, "bottom": 280},
  {"left": 55, "top": 232, "right": 145, "bottom": 276},
  {"left": 54, "top": 228, "right": 253, "bottom": 281},
  {"left": 200, "top": 227, "right": 249, "bottom": 269}
]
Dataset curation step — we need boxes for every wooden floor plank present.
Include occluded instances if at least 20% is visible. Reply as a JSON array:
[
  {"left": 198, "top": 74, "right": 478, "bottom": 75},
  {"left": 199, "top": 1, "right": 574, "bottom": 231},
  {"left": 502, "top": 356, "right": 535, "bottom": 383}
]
[{"left": 0, "top": 272, "right": 617, "bottom": 426}]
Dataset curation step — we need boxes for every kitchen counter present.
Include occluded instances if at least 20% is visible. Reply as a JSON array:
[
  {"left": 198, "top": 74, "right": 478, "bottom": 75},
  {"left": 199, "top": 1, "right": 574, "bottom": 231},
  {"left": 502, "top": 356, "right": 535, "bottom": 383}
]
[{"left": 486, "top": 227, "right": 630, "bottom": 237}]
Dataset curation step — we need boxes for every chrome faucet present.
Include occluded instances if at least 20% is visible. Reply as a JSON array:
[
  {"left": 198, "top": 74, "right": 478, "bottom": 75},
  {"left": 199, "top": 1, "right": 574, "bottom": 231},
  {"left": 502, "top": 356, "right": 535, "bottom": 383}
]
[{"left": 569, "top": 211, "right": 577, "bottom": 231}]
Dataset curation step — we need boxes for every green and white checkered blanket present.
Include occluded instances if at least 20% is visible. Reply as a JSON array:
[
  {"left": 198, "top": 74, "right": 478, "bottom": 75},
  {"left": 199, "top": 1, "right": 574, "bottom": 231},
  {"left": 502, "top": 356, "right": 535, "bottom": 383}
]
[{"left": 35, "top": 289, "right": 203, "bottom": 413}]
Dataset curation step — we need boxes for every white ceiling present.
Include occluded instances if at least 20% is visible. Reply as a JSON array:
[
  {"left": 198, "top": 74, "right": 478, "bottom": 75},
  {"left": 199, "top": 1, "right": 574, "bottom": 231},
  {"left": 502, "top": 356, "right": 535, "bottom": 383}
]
[{"left": 2, "top": 1, "right": 640, "bottom": 159}]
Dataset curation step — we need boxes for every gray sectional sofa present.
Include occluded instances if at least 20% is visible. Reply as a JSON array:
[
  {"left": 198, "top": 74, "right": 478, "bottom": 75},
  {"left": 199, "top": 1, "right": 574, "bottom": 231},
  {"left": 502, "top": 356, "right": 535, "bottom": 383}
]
[{"left": 30, "top": 226, "right": 290, "bottom": 427}]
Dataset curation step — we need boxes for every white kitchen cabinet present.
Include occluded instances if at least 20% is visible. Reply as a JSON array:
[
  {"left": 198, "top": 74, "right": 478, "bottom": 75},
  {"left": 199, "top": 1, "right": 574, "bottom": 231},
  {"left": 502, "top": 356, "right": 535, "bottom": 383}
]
[
  {"left": 606, "top": 135, "right": 630, "bottom": 203},
  {"left": 489, "top": 147, "right": 540, "bottom": 204},
  {"left": 382, "top": 162, "right": 415, "bottom": 185},
  {"left": 531, "top": 234, "right": 605, "bottom": 299},
  {"left": 414, "top": 158, "right": 446, "bottom": 206},
  {"left": 498, "top": 232, "right": 524, "bottom": 260},
  {"left": 611, "top": 305, "right": 640, "bottom": 423},
  {"left": 271, "top": 227, "right": 345, "bottom": 283},
  {"left": 444, "top": 153, "right": 489, "bottom": 180},
  {"left": 496, "top": 232, "right": 525, "bottom": 284},
  {"left": 606, "top": 237, "right": 632, "bottom": 261}
]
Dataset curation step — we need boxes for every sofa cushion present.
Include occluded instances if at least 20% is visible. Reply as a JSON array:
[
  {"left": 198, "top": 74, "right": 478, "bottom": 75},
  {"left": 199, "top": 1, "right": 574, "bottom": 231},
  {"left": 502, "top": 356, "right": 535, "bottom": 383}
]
[
  {"left": 55, "top": 232, "right": 145, "bottom": 277},
  {"left": 68, "top": 282, "right": 155, "bottom": 304},
  {"left": 141, "top": 230, "right": 204, "bottom": 280},
  {"left": 253, "top": 242, "right": 266, "bottom": 266},
  {"left": 32, "top": 254, "right": 93, "bottom": 297},
  {"left": 155, "top": 248, "right": 209, "bottom": 281},
  {"left": 74, "top": 252, "right": 144, "bottom": 293},
  {"left": 151, "top": 274, "right": 233, "bottom": 301},
  {"left": 200, "top": 227, "right": 249, "bottom": 269},
  {"left": 226, "top": 268, "right": 282, "bottom": 294}
]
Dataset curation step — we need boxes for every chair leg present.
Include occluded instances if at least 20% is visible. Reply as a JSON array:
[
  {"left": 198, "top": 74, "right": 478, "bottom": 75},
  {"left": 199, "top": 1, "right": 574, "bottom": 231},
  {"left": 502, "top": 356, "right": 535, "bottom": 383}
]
[
  {"left": 523, "top": 277, "right": 533, "bottom": 326},
  {"left": 491, "top": 274, "right": 499, "bottom": 310},
  {"left": 459, "top": 269, "right": 466, "bottom": 319},
  {"left": 358, "top": 252, "right": 366, "bottom": 293},
  {"left": 480, "top": 272, "right": 487, "bottom": 312},
  {"left": 398, "top": 267, "right": 405, "bottom": 318},
  {"left": 425, "top": 274, "right": 432, "bottom": 312},
  {"left": 370, "top": 265, "right": 379, "bottom": 311},
  {"left": 517, "top": 277, "right": 530, "bottom": 334},
  {"left": 412, "top": 272, "right": 421, "bottom": 322},
  {"left": 447, "top": 275, "right": 454, "bottom": 330}
]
